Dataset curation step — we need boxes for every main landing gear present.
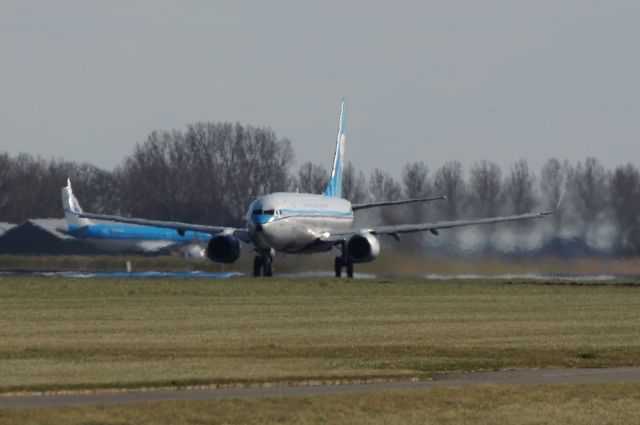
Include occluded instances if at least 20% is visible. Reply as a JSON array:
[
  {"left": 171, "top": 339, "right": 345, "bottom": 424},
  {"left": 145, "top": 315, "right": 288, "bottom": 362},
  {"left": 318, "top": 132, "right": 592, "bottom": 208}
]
[
  {"left": 335, "top": 242, "right": 354, "bottom": 278},
  {"left": 253, "top": 252, "right": 273, "bottom": 277}
]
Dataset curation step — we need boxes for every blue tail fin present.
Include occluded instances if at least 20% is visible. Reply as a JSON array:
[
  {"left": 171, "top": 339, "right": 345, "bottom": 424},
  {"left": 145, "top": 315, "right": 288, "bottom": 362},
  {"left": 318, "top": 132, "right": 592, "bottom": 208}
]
[{"left": 323, "top": 98, "right": 346, "bottom": 198}]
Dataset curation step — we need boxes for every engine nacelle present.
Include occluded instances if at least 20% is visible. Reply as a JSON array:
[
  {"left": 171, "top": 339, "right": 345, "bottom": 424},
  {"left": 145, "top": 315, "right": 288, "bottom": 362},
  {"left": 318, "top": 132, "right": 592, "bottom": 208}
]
[
  {"left": 346, "top": 233, "right": 380, "bottom": 263},
  {"left": 206, "top": 235, "right": 240, "bottom": 263}
]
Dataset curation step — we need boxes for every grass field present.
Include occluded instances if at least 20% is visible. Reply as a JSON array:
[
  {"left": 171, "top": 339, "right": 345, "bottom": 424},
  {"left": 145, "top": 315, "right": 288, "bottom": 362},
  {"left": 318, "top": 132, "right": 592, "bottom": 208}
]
[
  {"left": 1, "top": 276, "right": 639, "bottom": 394},
  {"left": 1, "top": 383, "right": 640, "bottom": 424}
]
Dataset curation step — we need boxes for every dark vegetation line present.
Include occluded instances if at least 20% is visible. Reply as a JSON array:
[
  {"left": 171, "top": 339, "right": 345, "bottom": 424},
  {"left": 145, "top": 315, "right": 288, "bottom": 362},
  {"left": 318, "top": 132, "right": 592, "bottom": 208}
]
[{"left": 1, "top": 121, "right": 639, "bottom": 254}]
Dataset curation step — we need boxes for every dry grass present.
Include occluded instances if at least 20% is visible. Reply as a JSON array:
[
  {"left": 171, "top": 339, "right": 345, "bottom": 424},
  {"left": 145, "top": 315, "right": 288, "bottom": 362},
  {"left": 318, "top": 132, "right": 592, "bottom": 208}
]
[
  {"left": 1, "top": 383, "right": 640, "bottom": 424},
  {"left": 0, "top": 276, "right": 639, "bottom": 393}
]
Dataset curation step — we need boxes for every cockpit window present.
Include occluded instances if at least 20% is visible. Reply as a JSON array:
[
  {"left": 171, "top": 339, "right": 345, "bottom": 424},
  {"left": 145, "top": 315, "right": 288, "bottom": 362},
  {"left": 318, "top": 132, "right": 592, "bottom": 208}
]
[
  {"left": 263, "top": 209, "right": 275, "bottom": 215},
  {"left": 252, "top": 209, "right": 262, "bottom": 215}
]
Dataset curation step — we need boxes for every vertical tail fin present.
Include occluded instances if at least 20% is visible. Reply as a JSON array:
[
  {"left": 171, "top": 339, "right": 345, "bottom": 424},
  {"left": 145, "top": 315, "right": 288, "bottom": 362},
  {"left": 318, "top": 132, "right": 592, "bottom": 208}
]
[
  {"left": 62, "top": 179, "right": 92, "bottom": 227},
  {"left": 323, "top": 98, "right": 346, "bottom": 198}
]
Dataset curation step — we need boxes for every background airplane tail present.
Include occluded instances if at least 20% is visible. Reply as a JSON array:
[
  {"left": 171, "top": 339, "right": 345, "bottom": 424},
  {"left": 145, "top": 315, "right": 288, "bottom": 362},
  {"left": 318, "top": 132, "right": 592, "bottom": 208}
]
[
  {"left": 323, "top": 98, "right": 346, "bottom": 198},
  {"left": 62, "top": 179, "right": 92, "bottom": 227}
]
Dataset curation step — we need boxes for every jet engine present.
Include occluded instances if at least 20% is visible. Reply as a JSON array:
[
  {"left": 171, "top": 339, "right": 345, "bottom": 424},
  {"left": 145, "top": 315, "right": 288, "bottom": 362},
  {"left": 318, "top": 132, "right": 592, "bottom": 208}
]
[
  {"left": 206, "top": 234, "right": 240, "bottom": 263},
  {"left": 346, "top": 233, "right": 380, "bottom": 263}
]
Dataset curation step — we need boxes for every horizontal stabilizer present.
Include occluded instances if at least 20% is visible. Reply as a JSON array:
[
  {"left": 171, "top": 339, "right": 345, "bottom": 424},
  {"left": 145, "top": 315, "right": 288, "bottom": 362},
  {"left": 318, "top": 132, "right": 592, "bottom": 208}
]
[{"left": 352, "top": 195, "right": 447, "bottom": 211}]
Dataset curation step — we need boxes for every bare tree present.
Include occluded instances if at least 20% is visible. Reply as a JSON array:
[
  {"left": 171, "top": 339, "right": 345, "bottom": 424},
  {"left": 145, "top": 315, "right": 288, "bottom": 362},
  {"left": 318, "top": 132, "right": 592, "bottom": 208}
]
[
  {"left": 5, "top": 154, "right": 51, "bottom": 220},
  {"left": 223, "top": 124, "right": 293, "bottom": 218},
  {"left": 570, "top": 157, "right": 610, "bottom": 238},
  {"left": 0, "top": 153, "right": 11, "bottom": 214},
  {"left": 295, "top": 162, "right": 328, "bottom": 194},
  {"left": 119, "top": 130, "right": 186, "bottom": 221},
  {"left": 369, "top": 168, "right": 401, "bottom": 202},
  {"left": 611, "top": 163, "right": 640, "bottom": 253},
  {"left": 402, "top": 162, "right": 430, "bottom": 199},
  {"left": 369, "top": 168, "right": 402, "bottom": 224},
  {"left": 433, "top": 161, "right": 465, "bottom": 220},
  {"left": 342, "top": 162, "right": 368, "bottom": 203},
  {"left": 118, "top": 123, "right": 294, "bottom": 226},
  {"left": 468, "top": 160, "right": 502, "bottom": 217},
  {"left": 505, "top": 159, "right": 536, "bottom": 214},
  {"left": 401, "top": 161, "right": 432, "bottom": 227}
]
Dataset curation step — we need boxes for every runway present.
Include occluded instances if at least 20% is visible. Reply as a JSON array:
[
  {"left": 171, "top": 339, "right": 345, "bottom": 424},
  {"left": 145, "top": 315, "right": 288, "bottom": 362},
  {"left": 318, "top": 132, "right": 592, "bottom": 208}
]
[
  {"left": 2, "top": 367, "right": 640, "bottom": 408},
  {"left": 1, "top": 270, "right": 637, "bottom": 282}
]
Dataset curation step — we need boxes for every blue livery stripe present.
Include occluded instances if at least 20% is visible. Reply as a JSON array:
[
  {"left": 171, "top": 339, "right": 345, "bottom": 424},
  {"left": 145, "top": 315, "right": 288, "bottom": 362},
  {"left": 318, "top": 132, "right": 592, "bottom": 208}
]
[
  {"left": 250, "top": 209, "right": 353, "bottom": 225},
  {"left": 67, "top": 224, "right": 211, "bottom": 242},
  {"left": 281, "top": 209, "right": 352, "bottom": 217}
]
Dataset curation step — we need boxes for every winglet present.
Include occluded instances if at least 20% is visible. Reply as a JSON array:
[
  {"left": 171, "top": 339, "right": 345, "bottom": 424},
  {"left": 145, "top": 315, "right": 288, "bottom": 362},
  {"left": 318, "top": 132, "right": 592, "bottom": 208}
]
[
  {"left": 539, "top": 189, "right": 565, "bottom": 216},
  {"left": 323, "top": 98, "right": 346, "bottom": 198},
  {"left": 555, "top": 187, "right": 565, "bottom": 211}
]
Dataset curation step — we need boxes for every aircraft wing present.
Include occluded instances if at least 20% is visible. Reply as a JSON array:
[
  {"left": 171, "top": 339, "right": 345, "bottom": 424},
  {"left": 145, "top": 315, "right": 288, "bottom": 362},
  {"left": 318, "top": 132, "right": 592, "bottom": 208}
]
[
  {"left": 352, "top": 195, "right": 446, "bottom": 211},
  {"left": 76, "top": 211, "right": 252, "bottom": 243},
  {"left": 322, "top": 208, "right": 557, "bottom": 242}
]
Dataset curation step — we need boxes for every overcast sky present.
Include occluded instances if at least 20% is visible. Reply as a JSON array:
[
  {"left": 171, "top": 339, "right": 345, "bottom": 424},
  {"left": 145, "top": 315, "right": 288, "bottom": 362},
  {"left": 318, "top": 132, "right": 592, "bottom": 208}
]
[{"left": 1, "top": 1, "right": 638, "bottom": 177}]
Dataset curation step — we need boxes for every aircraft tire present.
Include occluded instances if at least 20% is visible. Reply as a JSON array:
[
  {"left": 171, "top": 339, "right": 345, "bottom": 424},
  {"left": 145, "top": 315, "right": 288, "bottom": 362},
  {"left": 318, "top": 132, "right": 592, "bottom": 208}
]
[
  {"left": 264, "top": 256, "right": 273, "bottom": 277},
  {"left": 346, "top": 260, "right": 354, "bottom": 278},
  {"left": 334, "top": 256, "right": 343, "bottom": 278},
  {"left": 253, "top": 256, "right": 263, "bottom": 277}
]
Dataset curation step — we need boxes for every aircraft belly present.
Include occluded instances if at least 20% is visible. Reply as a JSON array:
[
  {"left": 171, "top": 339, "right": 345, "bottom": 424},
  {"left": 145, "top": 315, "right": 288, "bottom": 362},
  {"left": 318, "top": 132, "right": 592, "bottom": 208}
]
[
  {"left": 257, "top": 216, "right": 352, "bottom": 253},
  {"left": 268, "top": 219, "right": 315, "bottom": 252},
  {"left": 85, "top": 238, "right": 173, "bottom": 252}
]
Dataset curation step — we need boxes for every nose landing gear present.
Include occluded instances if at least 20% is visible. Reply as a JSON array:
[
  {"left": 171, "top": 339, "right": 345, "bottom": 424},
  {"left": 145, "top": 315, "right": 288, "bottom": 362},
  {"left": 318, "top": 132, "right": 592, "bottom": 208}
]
[{"left": 253, "top": 252, "right": 273, "bottom": 277}]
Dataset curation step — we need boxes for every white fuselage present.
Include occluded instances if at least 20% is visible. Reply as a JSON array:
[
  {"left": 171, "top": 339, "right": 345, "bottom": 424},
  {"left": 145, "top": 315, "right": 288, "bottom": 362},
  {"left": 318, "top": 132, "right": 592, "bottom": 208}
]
[{"left": 246, "top": 193, "right": 353, "bottom": 253}]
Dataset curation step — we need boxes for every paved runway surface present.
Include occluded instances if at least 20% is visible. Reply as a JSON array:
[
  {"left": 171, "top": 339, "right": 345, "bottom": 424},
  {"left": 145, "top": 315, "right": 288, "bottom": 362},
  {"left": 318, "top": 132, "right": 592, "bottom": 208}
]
[
  {"left": 3, "top": 270, "right": 639, "bottom": 281},
  {"left": 2, "top": 367, "right": 640, "bottom": 408}
]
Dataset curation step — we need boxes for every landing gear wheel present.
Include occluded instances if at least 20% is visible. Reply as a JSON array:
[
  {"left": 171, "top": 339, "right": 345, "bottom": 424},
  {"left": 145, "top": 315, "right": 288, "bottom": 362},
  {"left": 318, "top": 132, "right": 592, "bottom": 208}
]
[
  {"left": 334, "top": 256, "right": 343, "bottom": 278},
  {"left": 263, "top": 256, "right": 273, "bottom": 277},
  {"left": 253, "top": 256, "right": 263, "bottom": 277},
  {"left": 346, "top": 259, "right": 354, "bottom": 278}
]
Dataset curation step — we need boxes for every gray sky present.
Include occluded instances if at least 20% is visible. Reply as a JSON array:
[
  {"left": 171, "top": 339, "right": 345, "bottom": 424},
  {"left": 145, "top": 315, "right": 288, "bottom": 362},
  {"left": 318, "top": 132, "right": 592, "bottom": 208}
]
[{"left": 1, "top": 1, "right": 638, "bottom": 177}]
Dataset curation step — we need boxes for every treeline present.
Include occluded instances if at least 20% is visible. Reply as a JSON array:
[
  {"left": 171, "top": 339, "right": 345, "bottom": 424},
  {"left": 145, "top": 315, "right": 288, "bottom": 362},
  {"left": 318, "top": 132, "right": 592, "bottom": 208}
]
[
  {"left": 0, "top": 123, "right": 292, "bottom": 227},
  {"left": 1, "top": 121, "right": 639, "bottom": 254}
]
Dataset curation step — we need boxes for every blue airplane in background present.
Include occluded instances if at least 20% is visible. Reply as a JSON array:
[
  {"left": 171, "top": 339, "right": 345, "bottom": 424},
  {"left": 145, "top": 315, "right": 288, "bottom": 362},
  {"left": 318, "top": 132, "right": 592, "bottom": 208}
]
[{"left": 61, "top": 180, "right": 211, "bottom": 256}]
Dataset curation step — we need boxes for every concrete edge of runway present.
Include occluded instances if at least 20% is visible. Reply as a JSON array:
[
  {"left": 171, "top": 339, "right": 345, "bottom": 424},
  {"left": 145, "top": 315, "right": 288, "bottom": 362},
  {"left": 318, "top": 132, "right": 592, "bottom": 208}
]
[{"left": 2, "top": 367, "right": 640, "bottom": 408}]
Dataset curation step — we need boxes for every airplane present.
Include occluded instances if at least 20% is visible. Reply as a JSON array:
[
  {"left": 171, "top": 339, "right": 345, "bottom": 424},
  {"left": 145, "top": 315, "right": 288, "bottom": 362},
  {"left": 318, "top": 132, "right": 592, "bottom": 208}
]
[
  {"left": 69, "top": 99, "right": 559, "bottom": 277},
  {"left": 61, "top": 180, "right": 211, "bottom": 256}
]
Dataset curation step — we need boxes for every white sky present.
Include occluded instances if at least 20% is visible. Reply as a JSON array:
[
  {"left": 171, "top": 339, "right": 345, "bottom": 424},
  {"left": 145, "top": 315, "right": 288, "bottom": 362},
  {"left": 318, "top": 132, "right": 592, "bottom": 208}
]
[{"left": 1, "top": 1, "right": 638, "bottom": 177}]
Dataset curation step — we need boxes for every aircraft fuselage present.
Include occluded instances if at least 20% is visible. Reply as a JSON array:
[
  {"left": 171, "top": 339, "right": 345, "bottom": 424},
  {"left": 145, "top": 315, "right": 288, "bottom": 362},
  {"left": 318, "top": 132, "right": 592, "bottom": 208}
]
[
  {"left": 246, "top": 192, "right": 353, "bottom": 253},
  {"left": 66, "top": 223, "right": 211, "bottom": 253}
]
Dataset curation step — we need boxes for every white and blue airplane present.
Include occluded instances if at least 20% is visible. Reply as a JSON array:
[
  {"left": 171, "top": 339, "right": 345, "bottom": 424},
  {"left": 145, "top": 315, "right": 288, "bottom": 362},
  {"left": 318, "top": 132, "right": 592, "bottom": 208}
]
[
  {"left": 70, "top": 99, "right": 558, "bottom": 277},
  {"left": 61, "top": 180, "right": 211, "bottom": 256}
]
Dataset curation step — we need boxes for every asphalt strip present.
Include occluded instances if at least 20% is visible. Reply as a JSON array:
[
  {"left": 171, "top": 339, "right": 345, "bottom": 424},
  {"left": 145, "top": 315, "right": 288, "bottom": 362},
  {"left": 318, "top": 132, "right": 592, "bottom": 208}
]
[{"left": 2, "top": 367, "right": 640, "bottom": 408}]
